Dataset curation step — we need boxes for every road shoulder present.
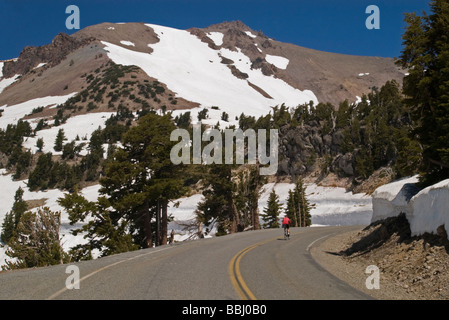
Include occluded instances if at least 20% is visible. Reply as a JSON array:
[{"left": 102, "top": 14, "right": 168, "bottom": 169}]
[
  {"left": 309, "top": 227, "right": 390, "bottom": 300},
  {"left": 310, "top": 220, "right": 449, "bottom": 300}
]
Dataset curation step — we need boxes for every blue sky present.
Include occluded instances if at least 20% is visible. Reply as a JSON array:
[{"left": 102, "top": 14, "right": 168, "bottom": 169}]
[{"left": 0, "top": 0, "right": 430, "bottom": 60}]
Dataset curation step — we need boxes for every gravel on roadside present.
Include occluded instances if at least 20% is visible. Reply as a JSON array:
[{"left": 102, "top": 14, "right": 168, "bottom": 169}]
[{"left": 310, "top": 214, "right": 449, "bottom": 300}]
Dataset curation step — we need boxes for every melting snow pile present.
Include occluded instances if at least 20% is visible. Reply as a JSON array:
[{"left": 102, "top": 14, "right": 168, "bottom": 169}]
[{"left": 372, "top": 176, "right": 449, "bottom": 240}]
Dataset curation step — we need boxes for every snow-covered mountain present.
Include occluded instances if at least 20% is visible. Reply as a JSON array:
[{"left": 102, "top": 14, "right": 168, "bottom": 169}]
[
  {"left": 0, "top": 21, "right": 405, "bottom": 267},
  {"left": 0, "top": 21, "right": 405, "bottom": 122}
]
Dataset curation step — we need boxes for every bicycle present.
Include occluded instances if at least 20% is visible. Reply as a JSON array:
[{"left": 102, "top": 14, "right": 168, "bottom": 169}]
[{"left": 283, "top": 227, "right": 290, "bottom": 240}]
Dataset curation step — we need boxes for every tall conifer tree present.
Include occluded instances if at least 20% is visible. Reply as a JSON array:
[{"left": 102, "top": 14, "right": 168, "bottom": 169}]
[
  {"left": 397, "top": 0, "right": 449, "bottom": 184},
  {"left": 261, "top": 189, "right": 282, "bottom": 229}
]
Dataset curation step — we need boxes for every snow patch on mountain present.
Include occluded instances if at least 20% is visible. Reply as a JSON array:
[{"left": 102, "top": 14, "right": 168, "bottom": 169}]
[
  {"left": 0, "top": 93, "right": 77, "bottom": 130},
  {"left": 207, "top": 32, "right": 224, "bottom": 46},
  {"left": 245, "top": 31, "right": 257, "bottom": 39},
  {"left": 265, "top": 54, "right": 289, "bottom": 70},
  {"left": 33, "top": 63, "right": 47, "bottom": 70},
  {"left": 120, "top": 40, "right": 135, "bottom": 47},
  {"left": 23, "top": 112, "right": 115, "bottom": 155},
  {"left": 0, "top": 74, "right": 20, "bottom": 95}
]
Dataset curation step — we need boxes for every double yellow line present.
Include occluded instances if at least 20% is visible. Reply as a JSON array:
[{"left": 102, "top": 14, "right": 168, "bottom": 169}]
[{"left": 228, "top": 238, "right": 275, "bottom": 300}]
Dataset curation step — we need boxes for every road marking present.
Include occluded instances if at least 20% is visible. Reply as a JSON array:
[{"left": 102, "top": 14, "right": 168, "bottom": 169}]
[
  {"left": 228, "top": 237, "right": 278, "bottom": 300},
  {"left": 229, "top": 229, "right": 336, "bottom": 300},
  {"left": 306, "top": 233, "right": 334, "bottom": 252},
  {"left": 47, "top": 246, "right": 172, "bottom": 300}
]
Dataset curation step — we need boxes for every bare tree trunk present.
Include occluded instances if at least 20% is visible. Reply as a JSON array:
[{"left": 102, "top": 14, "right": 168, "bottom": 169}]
[
  {"left": 161, "top": 199, "right": 168, "bottom": 245},
  {"left": 229, "top": 197, "right": 240, "bottom": 233},
  {"left": 143, "top": 199, "right": 152, "bottom": 248},
  {"left": 156, "top": 199, "right": 160, "bottom": 246},
  {"left": 297, "top": 203, "right": 302, "bottom": 227},
  {"left": 251, "top": 201, "right": 260, "bottom": 230}
]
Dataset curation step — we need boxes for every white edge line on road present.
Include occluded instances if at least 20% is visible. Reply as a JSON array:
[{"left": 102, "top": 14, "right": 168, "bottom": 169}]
[
  {"left": 306, "top": 233, "right": 334, "bottom": 252},
  {"left": 47, "top": 246, "right": 172, "bottom": 300}
]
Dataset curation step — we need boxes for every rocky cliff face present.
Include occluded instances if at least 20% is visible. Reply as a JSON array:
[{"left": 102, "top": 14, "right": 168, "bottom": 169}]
[
  {"left": 278, "top": 123, "right": 355, "bottom": 179},
  {"left": 2, "top": 33, "right": 95, "bottom": 78}
]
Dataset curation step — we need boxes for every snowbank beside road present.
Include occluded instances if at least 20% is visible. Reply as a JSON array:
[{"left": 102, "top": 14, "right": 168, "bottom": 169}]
[
  {"left": 409, "top": 179, "right": 449, "bottom": 238},
  {"left": 371, "top": 176, "right": 420, "bottom": 222},
  {"left": 371, "top": 176, "right": 449, "bottom": 240}
]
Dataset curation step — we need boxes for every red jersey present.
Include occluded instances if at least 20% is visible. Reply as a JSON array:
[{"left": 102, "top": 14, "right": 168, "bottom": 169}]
[{"left": 282, "top": 216, "right": 291, "bottom": 226}]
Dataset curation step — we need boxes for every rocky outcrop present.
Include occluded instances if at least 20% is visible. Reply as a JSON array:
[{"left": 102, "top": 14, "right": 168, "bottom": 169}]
[
  {"left": 2, "top": 33, "right": 95, "bottom": 78},
  {"left": 278, "top": 123, "right": 354, "bottom": 178}
]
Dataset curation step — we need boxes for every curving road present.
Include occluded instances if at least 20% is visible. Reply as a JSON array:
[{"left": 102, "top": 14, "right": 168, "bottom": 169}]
[{"left": 0, "top": 226, "right": 372, "bottom": 300}]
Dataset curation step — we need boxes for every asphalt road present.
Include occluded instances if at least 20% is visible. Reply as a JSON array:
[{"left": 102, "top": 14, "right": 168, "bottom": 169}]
[{"left": 0, "top": 226, "right": 372, "bottom": 300}]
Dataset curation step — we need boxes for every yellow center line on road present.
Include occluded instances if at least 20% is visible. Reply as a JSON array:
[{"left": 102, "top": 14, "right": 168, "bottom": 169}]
[
  {"left": 228, "top": 236, "right": 282, "bottom": 300},
  {"left": 228, "top": 229, "right": 333, "bottom": 300}
]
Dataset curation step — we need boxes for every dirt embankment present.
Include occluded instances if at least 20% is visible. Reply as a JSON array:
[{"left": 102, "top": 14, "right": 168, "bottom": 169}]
[{"left": 312, "top": 213, "right": 449, "bottom": 300}]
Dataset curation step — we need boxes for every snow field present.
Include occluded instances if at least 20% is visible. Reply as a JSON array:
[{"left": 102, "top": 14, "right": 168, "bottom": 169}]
[
  {"left": 0, "top": 93, "right": 78, "bottom": 130},
  {"left": 23, "top": 112, "right": 115, "bottom": 155},
  {"left": 101, "top": 23, "right": 318, "bottom": 128},
  {"left": 260, "top": 183, "right": 372, "bottom": 226},
  {"left": 33, "top": 63, "right": 47, "bottom": 69}
]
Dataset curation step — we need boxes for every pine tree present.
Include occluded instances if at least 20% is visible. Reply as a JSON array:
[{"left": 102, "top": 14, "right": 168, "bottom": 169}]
[
  {"left": 28, "top": 153, "right": 53, "bottom": 191},
  {"left": 0, "top": 212, "right": 14, "bottom": 245},
  {"left": 1, "top": 187, "right": 28, "bottom": 244},
  {"left": 285, "top": 190, "right": 297, "bottom": 227},
  {"left": 397, "top": 0, "right": 449, "bottom": 185},
  {"left": 3, "top": 207, "right": 68, "bottom": 270},
  {"left": 295, "top": 177, "right": 312, "bottom": 227},
  {"left": 197, "top": 162, "right": 241, "bottom": 235},
  {"left": 36, "top": 137, "right": 44, "bottom": 152},
  {"left": 12, "top": 187, "right": 27, "bottom": 229},
  {"left": 100, "top": 113, "right": 185, "bottom": 248},
  {"left": 234, "top": 165, "right": 266, "bottom": 230},
  {"left": 261, "top": 189, "right": 282, "bottom": 228},
  {"left": 58, "top": 188, "right": 138, "bottom": 260},
  {"left": 284, "top": 178, "right": 312, "bottom": 227},
  {"left": 54, "top": 128, "right": 66, "bottom": 152}
]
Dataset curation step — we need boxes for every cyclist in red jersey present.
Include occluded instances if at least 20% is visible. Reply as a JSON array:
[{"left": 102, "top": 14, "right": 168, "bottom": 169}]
[{"left": 282, "top": 216, "right": 291, "bottom": 236}]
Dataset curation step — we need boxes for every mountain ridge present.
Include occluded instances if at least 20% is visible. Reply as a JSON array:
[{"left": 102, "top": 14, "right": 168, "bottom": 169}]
[{"left": 0, "top": 21, "right": 405, "bottom": 110}]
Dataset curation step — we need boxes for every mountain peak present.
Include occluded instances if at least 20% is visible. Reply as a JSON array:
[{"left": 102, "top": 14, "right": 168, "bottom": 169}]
[
  {"left": 204, "top": 20, "right": 259, "bottom": 34},
  {"left": 208, "top": 20, "right": 251, "bottom": 30}
]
